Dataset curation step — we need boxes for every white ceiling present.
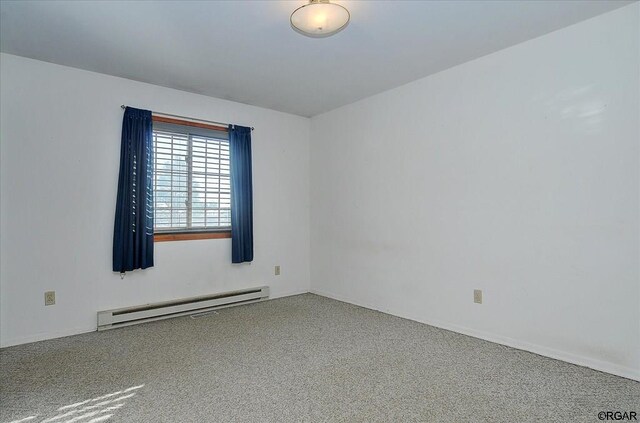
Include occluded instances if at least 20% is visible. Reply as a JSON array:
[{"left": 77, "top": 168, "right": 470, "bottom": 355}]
[{"left": 0, "top": 0, "right": 633, "bottom": 117}]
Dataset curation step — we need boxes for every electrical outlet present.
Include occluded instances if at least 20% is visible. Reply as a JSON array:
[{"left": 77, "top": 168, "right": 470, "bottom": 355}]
[
  {"left": 45, "top": 291, "right": 56, "bottom": 306},
  {"left": 474, "top": 289, "right": 482, "bottom": 304},
  {"left": 274, "top": 265, "right": 281, "bottom": 276}
]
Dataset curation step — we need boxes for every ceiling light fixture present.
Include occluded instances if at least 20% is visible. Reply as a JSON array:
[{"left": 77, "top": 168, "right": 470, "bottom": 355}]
[{"left": 290, "top": 0, "right": 350, "bottom": 38}]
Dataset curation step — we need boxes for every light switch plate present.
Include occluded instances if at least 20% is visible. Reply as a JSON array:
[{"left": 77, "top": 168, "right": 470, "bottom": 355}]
[{"left": 474, "top": 289, "right": 482, "bottom": 304}]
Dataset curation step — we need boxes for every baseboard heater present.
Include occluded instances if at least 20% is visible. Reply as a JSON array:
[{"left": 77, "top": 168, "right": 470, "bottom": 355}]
[{"left": 97, "top": 286, "right": 269, "bottom": 331}]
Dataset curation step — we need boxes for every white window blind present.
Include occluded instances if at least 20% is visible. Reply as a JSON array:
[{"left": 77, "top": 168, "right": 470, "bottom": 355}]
[{"left": 153, "top": 124, "right": 230, "bottom": 232}]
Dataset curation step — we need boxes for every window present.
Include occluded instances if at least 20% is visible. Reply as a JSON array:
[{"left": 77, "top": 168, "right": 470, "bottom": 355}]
[{"left": 152, "top": 117, "right": 231, "bottom": 241}]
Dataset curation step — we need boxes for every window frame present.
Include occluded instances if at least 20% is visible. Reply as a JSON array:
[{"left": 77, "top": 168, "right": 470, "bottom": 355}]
[{"left": 151, "top": 115, "right": 231, "bottom": 242}]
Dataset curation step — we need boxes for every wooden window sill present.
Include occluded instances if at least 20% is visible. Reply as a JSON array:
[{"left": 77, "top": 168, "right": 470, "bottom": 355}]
[{"left": 154, "top": 232, "right": 231, "bottom": 242}]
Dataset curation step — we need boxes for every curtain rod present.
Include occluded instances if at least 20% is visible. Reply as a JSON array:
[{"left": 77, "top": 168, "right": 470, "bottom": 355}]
[{"left": 120, "top": 105, "right": 254, "bottom": 131}]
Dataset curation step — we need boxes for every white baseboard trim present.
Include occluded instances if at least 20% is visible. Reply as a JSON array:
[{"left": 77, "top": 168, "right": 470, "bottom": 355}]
[
  {"left": 310, "top": 288, "right": 640, "bottom": 382},
  {"left": 270, "top": 289, "right": 310, "bottom": 299},
  {"left": 0, "top": 326, "right": 97, "bottom": 348},
  {"left": 0, "top": 288, "right": 310, "bottom": 349}
]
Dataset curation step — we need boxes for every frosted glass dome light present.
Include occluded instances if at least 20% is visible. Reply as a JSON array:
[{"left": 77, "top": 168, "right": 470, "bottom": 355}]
[{"left": 290, "top": 0, "right": 350, "bottom": 38}]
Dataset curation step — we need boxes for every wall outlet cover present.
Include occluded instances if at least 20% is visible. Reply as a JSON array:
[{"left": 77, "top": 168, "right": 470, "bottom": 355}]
[
  {"left": 45, "top": 291, "right": 56, "bottom": 306},
  {"left": 474, "top": 289, "right": 482, "bottom": 304},
  {"left": 275, "top": 265, "right": 281, "bottom": 276}
]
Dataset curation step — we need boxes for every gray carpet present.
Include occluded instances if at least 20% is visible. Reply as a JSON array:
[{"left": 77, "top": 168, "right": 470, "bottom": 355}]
[{"left": 1, "top": 294, "right": 638, "bottom": 423}]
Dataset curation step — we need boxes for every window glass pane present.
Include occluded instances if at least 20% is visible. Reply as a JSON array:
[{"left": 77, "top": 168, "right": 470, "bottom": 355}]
[{"left": 152, "top": 127, "right": 231, "bottom": 232}]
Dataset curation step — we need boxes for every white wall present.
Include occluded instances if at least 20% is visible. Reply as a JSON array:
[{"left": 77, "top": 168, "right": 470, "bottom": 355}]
[
  {"left": 310, "top": 4, "right": 639, "bottom": 380},
  {"left": 0, "top": 53, "right": 311, "bottom": 347}
]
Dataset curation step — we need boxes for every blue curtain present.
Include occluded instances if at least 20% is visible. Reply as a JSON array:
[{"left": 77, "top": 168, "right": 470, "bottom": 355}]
[
  {"left": 229, "top": 125, "right": 253, "bottom": 263},
  {"left": 113, "top": 107, "right": 154, "bottom": 273}
]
